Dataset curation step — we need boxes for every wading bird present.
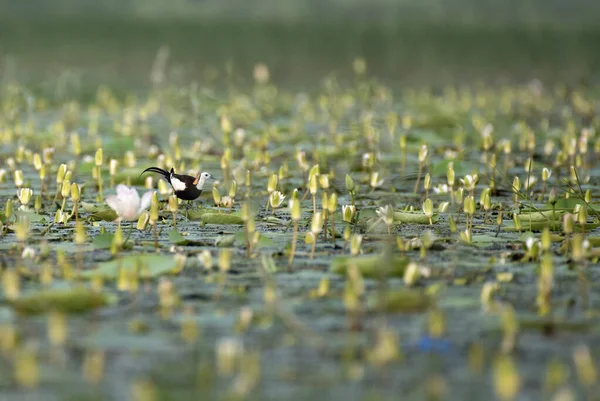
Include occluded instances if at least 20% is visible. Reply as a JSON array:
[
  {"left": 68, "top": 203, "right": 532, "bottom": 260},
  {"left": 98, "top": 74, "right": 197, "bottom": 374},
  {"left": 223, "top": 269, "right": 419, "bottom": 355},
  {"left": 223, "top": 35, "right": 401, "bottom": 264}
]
[{"left": 139, "top": 167, "right": 213, "bottom": 206}]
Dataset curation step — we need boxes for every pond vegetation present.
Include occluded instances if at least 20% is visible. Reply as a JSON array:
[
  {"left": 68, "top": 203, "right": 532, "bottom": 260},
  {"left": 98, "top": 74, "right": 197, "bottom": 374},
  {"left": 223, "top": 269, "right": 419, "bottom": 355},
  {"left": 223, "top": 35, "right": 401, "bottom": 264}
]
[{"left": 1, "top": 11, "right": 600, "bottom": 401}]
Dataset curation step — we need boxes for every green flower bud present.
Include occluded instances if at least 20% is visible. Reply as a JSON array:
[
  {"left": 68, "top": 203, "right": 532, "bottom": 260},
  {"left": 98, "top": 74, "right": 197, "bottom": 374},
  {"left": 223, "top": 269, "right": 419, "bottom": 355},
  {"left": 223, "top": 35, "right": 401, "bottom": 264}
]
[
  {"left": 229, "top": 180, "right": 237, "bottom": 198},
  {"left": 345, "top": 174, "right": 355, "bottom": 192},
  {"left": 137, "top": 211, "right": 150, "bottom": 230},
  {"left": 267, "top": 174, "right": 278, "bottom": 194},
  {"left": 213, "top": 187, "right": 221, "bottom": 206},
  {"left": 423, "top": 198, "right": 433, "bottom": 218},
  {"left": 327, "top": 193, "right": 338, "bottom": 214}
]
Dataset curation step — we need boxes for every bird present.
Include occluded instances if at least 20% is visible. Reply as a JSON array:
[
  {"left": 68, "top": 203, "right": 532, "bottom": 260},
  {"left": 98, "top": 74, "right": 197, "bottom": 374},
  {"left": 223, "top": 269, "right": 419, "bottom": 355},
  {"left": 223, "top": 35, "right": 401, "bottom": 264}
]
[{"left": 139, "top": 167, "right": 213, "bottom": 205}]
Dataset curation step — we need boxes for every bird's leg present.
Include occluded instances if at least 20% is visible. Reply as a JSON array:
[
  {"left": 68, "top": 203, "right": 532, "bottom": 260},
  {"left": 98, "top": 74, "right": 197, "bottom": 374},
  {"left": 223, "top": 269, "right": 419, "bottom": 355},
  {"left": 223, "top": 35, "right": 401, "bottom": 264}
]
[{"left": 185, "top": 200, "right": 191, "bottom": 219}]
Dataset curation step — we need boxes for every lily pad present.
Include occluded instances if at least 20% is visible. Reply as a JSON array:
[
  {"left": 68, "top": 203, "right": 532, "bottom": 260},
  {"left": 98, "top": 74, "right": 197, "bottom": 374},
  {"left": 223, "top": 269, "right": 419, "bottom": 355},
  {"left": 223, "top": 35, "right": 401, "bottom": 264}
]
[
  {"left": 10, "top": 287, "right": 108, "bottom": 315},
  {"left": 168, "top": 229, "right": 210, "bottom": 246},
  {"left": 92, "top": 232, "right": 133, "bottom": 250},
  {"left": 368, "top": 289, "right": 432, "bottom": 313},
  {"left": 233, "top": 231, "right": 275, "bottom": 248},
  {"left": 186, "top": 209, "right": 211, "bottom": 220},
  {"left": 518, "top": 210, "right": 564, "bottom": 222},
  {"left": 89, "top": 209, "right": 118, "bottom": 222},
  {"left": 14, "top": 210, "right": 46, "bottom": 222},
  {"left": 394, "top": 211, "right": 439, "bottom": 224},
  {"left": 502, "top": 221, "right": 600, "bottom": 232},
  {"left": 201, "top": 213, "right": 244, "bottom": 225},
  {"left": 81, "top": 254, "right": 180, "bottom": 279},
  {"left": 330, "top": 254, "right": 410, "bottom": 278}
]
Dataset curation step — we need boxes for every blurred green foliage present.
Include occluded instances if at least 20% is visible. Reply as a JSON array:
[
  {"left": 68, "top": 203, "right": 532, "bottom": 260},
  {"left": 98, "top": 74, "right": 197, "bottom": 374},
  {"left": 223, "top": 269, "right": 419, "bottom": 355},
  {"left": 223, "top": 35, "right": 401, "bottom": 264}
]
[{"left": 0, "top": 0, "right": 599, "bottom": 92}]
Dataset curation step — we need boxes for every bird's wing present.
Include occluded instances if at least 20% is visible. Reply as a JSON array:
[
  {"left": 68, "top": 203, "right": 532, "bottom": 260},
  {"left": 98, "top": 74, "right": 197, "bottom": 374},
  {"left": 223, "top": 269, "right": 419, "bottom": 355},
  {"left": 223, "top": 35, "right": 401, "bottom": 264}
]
[{"left": 170, "top": 172, "right": 195, "bottom": 191}]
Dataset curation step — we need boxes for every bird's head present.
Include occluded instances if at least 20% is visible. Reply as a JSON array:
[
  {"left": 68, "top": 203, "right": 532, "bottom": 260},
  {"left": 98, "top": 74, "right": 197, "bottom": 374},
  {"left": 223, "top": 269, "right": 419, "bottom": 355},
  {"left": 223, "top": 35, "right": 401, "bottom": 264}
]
[{"left": 194, "top": 172, "right": 213, "bottom": 189}]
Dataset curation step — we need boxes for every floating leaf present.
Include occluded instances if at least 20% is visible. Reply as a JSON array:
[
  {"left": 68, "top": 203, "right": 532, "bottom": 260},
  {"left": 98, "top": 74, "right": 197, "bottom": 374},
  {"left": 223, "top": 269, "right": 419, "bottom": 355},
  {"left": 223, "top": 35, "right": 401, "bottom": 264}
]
[
  {"left": 14, "top": 211, "right": 45, "bottom": 222},
  {"left": 330, "top": 254, "right": 410, "bottom": 278},
  {"left": 93, "top": 233, "right": 114, "bottom": 249},
  {"left": 186, "top": 209, "right": 211, "bottom": 220},
  {"left": 432, "top": 159, "right": 468, "bottom": 177},
  {"left": 81, "top": 254, "right": 180, "bottom": 279},
  {"left": 502, "top": 221, "right": 600, "bottom": 232},
  {"left": 394, "top": 211, "right": 439, "bottom": 224},
  {"left": 233, "top": 232, "right": 274, "bottom": 248},
  {"left": 201, "top": 213, "right": 244, "bottom": 225},
  {"left": 518, "top": 211, "right": 563, "bottom": 223},
  {"left": 215, "top": 235, "right": 236, "bottom": 247},
  {"left": 10, "top": 287, "right": 108, "bottom": 315},
  {"left": 518, "top": 318, "right": 590, "bottom": 333},
  {"left": 169, "top": 229, "right": 188, "bottom": 245},
  {"left": 89, "top": 209, "right": 118, "bottom": 222},
  {"left": 541, "top": 198, "right": 599, "bottom": 212},
  {"left": 369, "top": 289, "right": 432, "bottom": 313},
  {"left": 168, "top": 229, "right": 210, "bottom": 246},
  {"left": 81, "top": 202, "right": 101, "bottom": 213}
]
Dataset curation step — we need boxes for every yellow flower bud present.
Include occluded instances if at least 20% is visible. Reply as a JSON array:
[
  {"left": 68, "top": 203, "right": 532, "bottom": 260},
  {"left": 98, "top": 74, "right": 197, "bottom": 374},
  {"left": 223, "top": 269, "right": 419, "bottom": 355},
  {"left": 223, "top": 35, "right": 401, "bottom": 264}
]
[
  {"left": 229, "top": 180, "right": 237, "bottom": 198},
  {"left": 95, "top": 148, "right": 103, "bottom": 167},
  {"left": 290, "top": 199, "right": 301, "bottom": 221},
  {"left": 137, "top": 211, "right": 150, "bottom": 230},
  {"left": 311, "top": 212, "right": 323, "bottom": 234},
  {"left": 71, "top": 183, "right": 80, "bottom": 201},
  {"left": 61, "top": 179, "right": 71, "bottom": 198}
]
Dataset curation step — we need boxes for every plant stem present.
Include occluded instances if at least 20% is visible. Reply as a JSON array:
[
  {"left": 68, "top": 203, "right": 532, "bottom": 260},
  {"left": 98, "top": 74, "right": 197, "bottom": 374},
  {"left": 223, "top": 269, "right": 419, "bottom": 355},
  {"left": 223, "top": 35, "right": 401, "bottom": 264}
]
[
  {"left": 330, "top": 214, "right": 335, "bottom": 244},
  {"left": 413, "top": 163, "right": 422, "bottom": 194},
  {"left": 153, "top": 223, "right": 158, "bottom": 249},
  {"left": 97, "top": 167, "right": 104, "bottom": 202},
  {"left": 288, "top": 221, "right": 298, "bottom": 267}
]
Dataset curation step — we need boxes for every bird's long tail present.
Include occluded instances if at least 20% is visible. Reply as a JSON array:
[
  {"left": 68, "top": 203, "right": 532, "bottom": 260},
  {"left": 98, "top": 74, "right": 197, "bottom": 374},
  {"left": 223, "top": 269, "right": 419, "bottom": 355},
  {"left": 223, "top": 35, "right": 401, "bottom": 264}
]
[{"left": 139, "top": 167, "right": 171, "bottom": 183}]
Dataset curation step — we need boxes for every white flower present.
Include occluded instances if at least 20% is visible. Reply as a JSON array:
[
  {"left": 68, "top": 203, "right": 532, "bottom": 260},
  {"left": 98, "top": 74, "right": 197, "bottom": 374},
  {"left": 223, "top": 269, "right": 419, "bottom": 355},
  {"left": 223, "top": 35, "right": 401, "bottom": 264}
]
[
  {"left": 525, "top": 236, "right": 539, "bottom": 251},
  {"left": 220, "top": 196, "right": 234, "bottom": 208},
  {"left": 376, "top": 205, "right": 395, "bottom": 225},
  {"left": 433, "top": 184, "right": 449, "bottom": 194},
  {"left": 269, "top": 191, "right": 286, "bottom": 208},
  {"left": 17, "top": 188, "right": 33, "bottom": 206},
  {"left": 342, "top": 205, "right": 356, "bottom": 222},
  {"left": 370, "top": 171, "right": 384, "bottom": 188},
  {"left": 542, "top": 167, "right": 551, "bottom": 180},
  {"left": 418, "top": 145, "right": 428, "bottom": 163},
  {"left": 524, "top": 175, "right": 537, "bottom": 189},
  {"left": 106, "top": 184, "right": 153, "bottom": 221},
  {"left": 460, "top": 174, "right": 478, "bottom": 191},
  {"left": 21, "top": 247, "right": 36, "bottom": 259}
]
